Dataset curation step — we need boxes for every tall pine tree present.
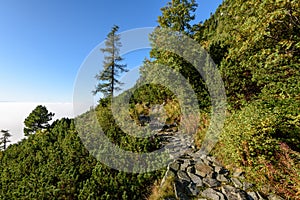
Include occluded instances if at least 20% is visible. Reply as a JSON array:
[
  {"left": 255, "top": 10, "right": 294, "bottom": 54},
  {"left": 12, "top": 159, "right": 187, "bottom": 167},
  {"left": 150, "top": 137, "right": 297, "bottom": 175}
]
[
  {"left": 157, "top": 0, "right": 197, "bottom": 34},
  {"left": 93, "top": 25, "right": 128, "bottom": 98},
  {"left": 140, "top": 0, "right": 211, "bottom": 108},
  {"left": 150, "top": 0, "right": 197, "bottom": 64}
]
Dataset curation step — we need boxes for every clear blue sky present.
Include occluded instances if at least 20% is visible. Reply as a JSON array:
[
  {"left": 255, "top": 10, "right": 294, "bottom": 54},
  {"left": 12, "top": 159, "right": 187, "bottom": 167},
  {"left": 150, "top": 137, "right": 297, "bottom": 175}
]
[{"left": 0, "top": 0, "right": 222, "bottom": 103}]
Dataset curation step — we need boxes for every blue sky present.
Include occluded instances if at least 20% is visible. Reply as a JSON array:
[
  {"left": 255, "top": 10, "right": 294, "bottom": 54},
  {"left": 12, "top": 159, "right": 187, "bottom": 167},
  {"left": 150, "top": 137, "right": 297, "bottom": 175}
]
[{"left": 0, "top": 0, "right": 222, "bottom": 103}]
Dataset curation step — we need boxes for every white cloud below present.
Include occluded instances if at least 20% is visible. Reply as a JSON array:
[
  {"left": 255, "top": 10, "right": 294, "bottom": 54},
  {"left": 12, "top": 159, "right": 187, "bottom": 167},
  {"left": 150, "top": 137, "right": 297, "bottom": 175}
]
[{"left": 0, "top": 102, "right": 74, "bottom": 146}]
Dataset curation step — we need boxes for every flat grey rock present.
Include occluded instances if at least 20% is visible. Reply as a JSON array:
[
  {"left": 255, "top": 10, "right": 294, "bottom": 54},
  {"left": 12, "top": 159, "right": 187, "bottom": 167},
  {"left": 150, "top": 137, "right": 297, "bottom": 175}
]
[
  {"left": 201, "top": 188, "right": 224, "bottom": 200},
  {"left": 221, "top": 185, "right": 251, "bottom": 200},
  {"left": 214, "top": 166, "right": 223, "bottom": 173},
  {"left": 217, "top": 174, "right": 229, "bottom": 182},
  {"left": 169, "top": 162, "right": 180, "bottom": 171},
  {"left": 195, "top": 162, "right": 213, "bottom": 177},
  {"left": 203, "top": 177, "right": 221, "bottom": 187}
]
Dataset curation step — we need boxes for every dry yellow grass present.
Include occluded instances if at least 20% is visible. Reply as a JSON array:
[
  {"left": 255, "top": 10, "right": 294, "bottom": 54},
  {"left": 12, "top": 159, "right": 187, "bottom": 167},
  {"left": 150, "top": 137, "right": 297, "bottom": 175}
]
[{"left": 147, "top": 176, "right": 176, "bottom": 200}]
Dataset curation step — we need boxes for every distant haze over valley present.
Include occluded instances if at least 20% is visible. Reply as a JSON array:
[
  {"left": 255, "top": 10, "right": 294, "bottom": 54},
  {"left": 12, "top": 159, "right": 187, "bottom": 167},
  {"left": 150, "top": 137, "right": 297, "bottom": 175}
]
[{"left": 0, "top": 102, "right": 74, "bottom": 145}]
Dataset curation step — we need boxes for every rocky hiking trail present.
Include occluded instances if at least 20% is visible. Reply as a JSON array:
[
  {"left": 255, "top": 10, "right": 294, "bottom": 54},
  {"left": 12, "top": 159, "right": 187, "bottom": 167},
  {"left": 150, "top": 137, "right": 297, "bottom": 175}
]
[{"left": 149, "top": 122, "right": 285, "bottom": 200}]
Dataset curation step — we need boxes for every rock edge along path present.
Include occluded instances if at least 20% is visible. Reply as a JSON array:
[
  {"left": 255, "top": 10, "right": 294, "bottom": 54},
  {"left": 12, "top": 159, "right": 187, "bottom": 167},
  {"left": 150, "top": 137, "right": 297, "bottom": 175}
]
[{"left": 155, "top": 129, "right": 284, "bottom": 200}]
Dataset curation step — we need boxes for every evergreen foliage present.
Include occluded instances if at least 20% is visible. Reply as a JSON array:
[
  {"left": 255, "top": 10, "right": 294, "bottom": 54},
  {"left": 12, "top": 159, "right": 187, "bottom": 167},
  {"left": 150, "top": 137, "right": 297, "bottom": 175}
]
[
  {"left": 0, "top": 130, "right": 11, "bottom": 150},
  {"left": 197, "top": 0, "right": 300, "bottom": 107},
  {"left": 158, "top": 0, "right": 197, "bottom": 34},
  {"left": 139, "top": 0, "right": 211, "bottom": 109},
  {"left": 0, "top": 0, "right": 299, "bottom": 199},
  {"left": 0, "top": 117, "right": 164, "bottom": 199},
  {"left": 23, "top": 105, "right": 55, "bottom": 136},
  {"left": 93, "top": 25, "right": 128, "bottom": 98}
]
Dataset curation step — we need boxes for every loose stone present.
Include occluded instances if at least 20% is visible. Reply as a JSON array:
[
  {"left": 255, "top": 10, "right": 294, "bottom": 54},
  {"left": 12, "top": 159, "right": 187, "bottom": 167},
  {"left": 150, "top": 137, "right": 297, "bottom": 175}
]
[
  {"left": 231, "top": 177, "right": 243, "bottom": 188},
  {"left": 201, "top": 188, "right": 224, "bottom": 200},
  {"left": 177, "top": 170, "right": 191, "bottom": 182}
]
